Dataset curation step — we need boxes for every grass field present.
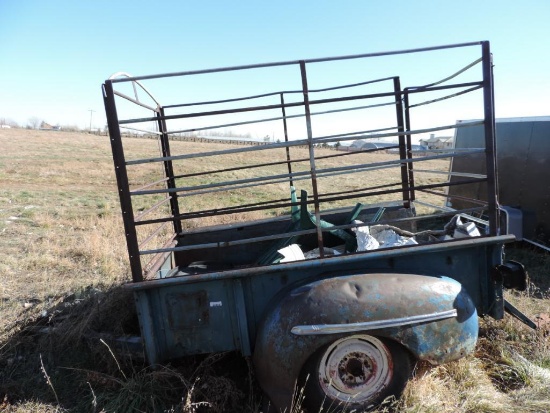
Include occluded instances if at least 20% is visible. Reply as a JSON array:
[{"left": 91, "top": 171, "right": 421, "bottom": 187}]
[{"left": 1, "top": 128, "right": 550, "bottom": 412}]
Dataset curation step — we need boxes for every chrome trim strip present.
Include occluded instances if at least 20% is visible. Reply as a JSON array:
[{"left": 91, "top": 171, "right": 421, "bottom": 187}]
[{"left": 290, "top": 309, "right": 458, "bottom": 335}]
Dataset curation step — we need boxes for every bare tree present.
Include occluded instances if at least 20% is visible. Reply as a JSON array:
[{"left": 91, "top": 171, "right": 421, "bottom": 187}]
[
  {"left": 27, "top": 116, "right": 41, "bottom": 129},
  {"left": 7, "top": 118, "right": 19, "bottom": 128}
]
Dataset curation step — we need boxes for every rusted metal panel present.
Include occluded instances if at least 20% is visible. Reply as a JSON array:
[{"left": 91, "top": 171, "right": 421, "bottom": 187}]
[
  {"left": 136, "top": 280, "right": 247, "bottom": 362},
  {"left": 165, "top": 290, "right": 209, "bottom": 330}
]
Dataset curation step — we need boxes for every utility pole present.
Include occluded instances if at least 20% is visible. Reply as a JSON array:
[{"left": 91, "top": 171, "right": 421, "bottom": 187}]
[{"left": 88, "top": 109, "right": 96, "bottom": 132}]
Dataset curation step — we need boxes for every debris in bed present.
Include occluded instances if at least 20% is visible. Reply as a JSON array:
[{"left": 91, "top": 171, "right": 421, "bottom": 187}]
[
  {"left": 278, "top": 244, "right": 305, "bottom": 262},
  {"left": 274, "top": 215, "right": 482, "bottom": 262},
  {"left": 277, "top": 245, "right": 342, "bottom": 262},
  {"left": 353, "top": 222, "right": 418, "bottom": 251},
  {"left": 444, "top": 215, "right": 482, "bottom": 238},
  {"left": 303, "top": 247, "right": 342, "bottom": 259}
]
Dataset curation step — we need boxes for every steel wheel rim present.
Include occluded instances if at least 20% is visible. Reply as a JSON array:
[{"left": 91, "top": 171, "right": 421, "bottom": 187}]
[{"left": 317, "top": 335, "right": 393, "bottom": 403}]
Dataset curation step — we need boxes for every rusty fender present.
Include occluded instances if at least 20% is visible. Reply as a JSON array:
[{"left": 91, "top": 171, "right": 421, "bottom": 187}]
[{"left": 252, "top": 273, "right": 478, "bottom": 412}]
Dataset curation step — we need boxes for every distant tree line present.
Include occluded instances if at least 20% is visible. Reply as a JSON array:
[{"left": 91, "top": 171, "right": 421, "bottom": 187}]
[{"left": 0, "top": 116, "right": 86, "bottom": 132}]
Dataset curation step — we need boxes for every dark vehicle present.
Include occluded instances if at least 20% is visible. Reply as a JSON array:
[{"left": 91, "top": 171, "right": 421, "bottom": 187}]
[
  {"left": 102, "top": 41, "right": 528, "bottom": 412},
  {"left": 449, "top": 116, "right": 550, "bottom": 250}
]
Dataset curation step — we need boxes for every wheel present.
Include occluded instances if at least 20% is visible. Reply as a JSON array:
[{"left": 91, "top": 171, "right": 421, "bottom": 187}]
[{"left": 300, "top": 335, "right": 413, "bottom": 412}]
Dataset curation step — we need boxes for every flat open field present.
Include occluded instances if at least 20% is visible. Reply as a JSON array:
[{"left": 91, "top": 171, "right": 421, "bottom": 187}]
[{"left": 1, "top": 128, "right": 550, "bottom": 412}]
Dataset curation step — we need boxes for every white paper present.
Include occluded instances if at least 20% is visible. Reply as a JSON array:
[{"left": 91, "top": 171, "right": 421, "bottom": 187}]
[{"left": 278, "top": 244, "right": 306, "bottom": 262}]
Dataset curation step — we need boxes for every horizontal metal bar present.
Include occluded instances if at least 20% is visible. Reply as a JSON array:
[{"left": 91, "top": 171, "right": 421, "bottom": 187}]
[
  {"left": 419, "top": 147, "right": 484, "bottom": 153},
  {"left": 306, "top": 178, "right": 488, "bottom": 210},
  {"left": 311, "top": 149, "right": 486, "bottom": 181},
  {"left": 133, "top": 150, "right": 409, "bottom": 197},
  {"left": 415, "top": 189, "right": 488, "bottom": 211},
  {"left": 321, "top": 120, "right": 482, "bottom": 145},
  {"left": 174, "top": 203, "right": 483, "bottom": 238},
  {"left": 523, "top": 238, "right": 550, "bottom": 252},
  {"left": 406, "top": 81, "right": 482, "bottom": 96},
  {"left": 120, "top": 125, "right": 162, "bottom": 136},
  {"left": 173, "top": 144, "right": 397, "bottom": 181},
  {"left": 165, "top": 90, "right": 294, "bottom": 109},
  {"left": 138, "top": 181, "right": 484, "bottom": 234},
  {"left": 290, "top": 309, "right": 458, "bottom": 335},
  {"left": 442, "top": 191, "right": 490, "bottom": 206},
  {"left": 130, "top": 149, "right": 485, "bottom": 197},
  {"left": 167, "top": 100, "right": 396, "bottom": 135},
  {"left": 142, "top": 237, "right": 176, "bottom": 277},
  {"left": 144, "top": 203, "right": 486, "bottom": 249},
  {"left": 413, "top": 200, "right": 457, "bottom": 212},
  {"left": 140, "top": 226, "right": 322, "bottom": 255},
  {"left": 320, "top": 126, "right": 399, "bottom": 141},
  {"left": 136, "top": 173, "right": 309, "bottom": 202},
  {"left": 408, "top": 84, "right": 482, "bottom": 109},
  {"left": 164, "top": 76, "right": 396, "bottom": 109},
  {"left": 132, "top": 176, "right": 170, "bottom": 193},
  {"left": 137, "top": 181, "right": 399, "bottom": 226},
  {"left": 407, "top": 57, "right": 482, "bottom": 91},
  {"left": 126, "top": 138, "right": 308, "bottom": 165},
  {"left": 134, "top": 177, "right": 487, "bottom": 228},
  {"left": 111, "top": 42, "right": 483, "bottom": 83},
  {"left": 413, "top": 169, "right": 487, "bottom": 179},
  {"left": 121, "top": 101, "right": 291, "bottom": 125},
  {"left": 172, "top": 145, "right": 399, "bottom": 182},
  {"left": 106, "top": 73, "right": 161, "bottom": 107},
  {"left": 122, "top": 80, "right": 478, "bottom": 128},
  {"left": 169, "top": 114, "right": 286, "bottom": 135},
  {"left": 132, "top": 164, "right": 389, "bottom": 197},
  {"left": 119, "top": 89, "right": 400, "bottom": 126},
  {"left": 126, "top": 121, "right": 484, "bottom": 166},
  {"left": 127, "top": 234, "right": 515, "bottom": 290},
  {"left": 114, "top": 90, "right": 159, "bottom": 112},
  {"left": 138, "top": 221, "right": 172, "bottom": 249},
  {"left": 132, "top": 169, "right": 304, "bottom": 196},
  {"left": 134, "top": 196, "right": 172, "bottom": 222},
  {"left": 455, "top": 213, "right": 489, "bottom": 227},
  {"left": 414, "top": 195, "right": 487, "bottom": 209}
]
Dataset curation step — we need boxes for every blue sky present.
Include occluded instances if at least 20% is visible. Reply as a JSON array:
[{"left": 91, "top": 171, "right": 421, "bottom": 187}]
[{"left": 0, "top": 0, "right": 548, "bottom": 132}]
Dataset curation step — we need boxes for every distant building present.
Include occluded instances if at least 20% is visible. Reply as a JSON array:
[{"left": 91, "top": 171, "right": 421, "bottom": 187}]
[
  {"left": 40, "top": 121, "right": 61, "bottom": 131},
  {"left": 419, "top": 134, "right": 453, "bottom": 150},
  {"left": 349, "top": 139, "right": 397, "bottom": 151}
]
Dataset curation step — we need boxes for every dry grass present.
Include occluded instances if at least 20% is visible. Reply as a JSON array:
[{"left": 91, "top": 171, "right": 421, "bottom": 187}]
[{"left": 1, "top": 129, "right": 550, "bottom": 412}]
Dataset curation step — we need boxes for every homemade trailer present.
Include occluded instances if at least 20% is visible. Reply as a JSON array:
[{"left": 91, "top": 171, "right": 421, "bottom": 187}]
[{"left": 103, "top": 41, "right": 530, "bottom": 412}]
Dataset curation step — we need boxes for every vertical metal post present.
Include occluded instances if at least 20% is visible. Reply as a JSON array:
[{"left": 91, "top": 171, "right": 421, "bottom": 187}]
[
  {"left": 481, "top": 41, "right": 498, "bottom": 235},
  {"left": 232, "top": 279, "right": 252, "bottom": 356},
  {"left": 157, "top": 108, "right": 183, "bottom": 235},
  {"left": 403, "top": 89, "right": 416, "bottom": 202},
  {"left": 393, "top": 77, "right": 411, "bottom": 209},
  {"left": 88, "top": 109, "right": 95, "bottom": 132},
  {"left": 299, "top": 61, "right": 324, "bottom": 255},
  {"left": 102, "top": 81, "right": 143, "bottom": 282},
  {"left": 280, "top": 93, "right": 293, "bottom": 187}
]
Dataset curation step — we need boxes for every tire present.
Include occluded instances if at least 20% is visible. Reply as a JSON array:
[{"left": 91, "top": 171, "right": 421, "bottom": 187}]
[{"left": 300, "top": 335, "right": 413, "bottom": 412}]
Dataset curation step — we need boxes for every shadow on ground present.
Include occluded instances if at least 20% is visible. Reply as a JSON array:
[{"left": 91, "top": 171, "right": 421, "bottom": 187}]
[{"left": 0, "top": 285, "right": 261, "bottom": 412}]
